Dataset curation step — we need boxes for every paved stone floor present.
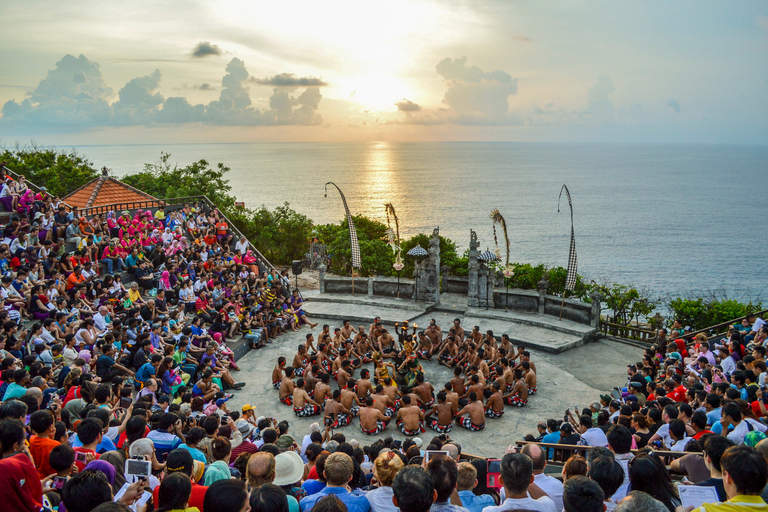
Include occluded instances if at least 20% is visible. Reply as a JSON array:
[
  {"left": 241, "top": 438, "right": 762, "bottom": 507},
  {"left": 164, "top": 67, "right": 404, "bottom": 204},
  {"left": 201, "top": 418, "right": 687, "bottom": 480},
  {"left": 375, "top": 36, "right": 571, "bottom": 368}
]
[{"left": 225, "top": 316, "right": 641, "bottom": 458}]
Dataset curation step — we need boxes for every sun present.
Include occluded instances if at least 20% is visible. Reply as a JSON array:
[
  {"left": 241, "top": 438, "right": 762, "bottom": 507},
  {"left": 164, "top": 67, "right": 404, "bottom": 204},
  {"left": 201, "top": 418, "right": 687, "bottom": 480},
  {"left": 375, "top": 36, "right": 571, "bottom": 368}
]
[{"left": 345, "top": 74, "right": 415, "bottom": 112}]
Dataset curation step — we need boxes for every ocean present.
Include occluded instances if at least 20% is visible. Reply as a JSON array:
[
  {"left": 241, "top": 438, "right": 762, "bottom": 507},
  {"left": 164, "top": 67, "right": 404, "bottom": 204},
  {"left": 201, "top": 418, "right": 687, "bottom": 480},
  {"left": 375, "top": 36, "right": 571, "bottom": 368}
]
[{"left": 70, "top": 141, "right": 768, "bottom": 303}]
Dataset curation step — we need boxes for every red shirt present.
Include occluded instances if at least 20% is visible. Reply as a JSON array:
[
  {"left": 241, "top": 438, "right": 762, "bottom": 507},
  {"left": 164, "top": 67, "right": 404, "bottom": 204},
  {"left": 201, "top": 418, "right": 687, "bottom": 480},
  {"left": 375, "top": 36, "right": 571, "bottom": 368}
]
[
  {"left": 669, "top": 385, "right": 687, "bottom": 402},
  {"left": 154, "top": 481, "right": 208, "bottom": 511},
  {"left": 29, "top": 435, "right": 60, "bottom": 479},
  {"left": 73, "top": 447, "right": 99, "bottom": 471}
]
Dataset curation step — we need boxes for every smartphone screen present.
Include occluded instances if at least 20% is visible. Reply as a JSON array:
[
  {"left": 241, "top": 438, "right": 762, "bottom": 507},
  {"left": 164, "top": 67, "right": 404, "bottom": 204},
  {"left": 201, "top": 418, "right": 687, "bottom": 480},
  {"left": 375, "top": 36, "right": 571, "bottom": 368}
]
[
  {"left": 120, "top": 397, "right": 132, "bottom": 408},
  {"left": 125, "top": 459, "right": 152, "bottom": 478},
  {"left": 53, "top": 476, "right": 67, "bottom": 490},
  {"left": 424, "top": 450, "right": 449, "bottom": 464},
  {"left": 487, "top": 459, "right": 501, "bottom": 474}
]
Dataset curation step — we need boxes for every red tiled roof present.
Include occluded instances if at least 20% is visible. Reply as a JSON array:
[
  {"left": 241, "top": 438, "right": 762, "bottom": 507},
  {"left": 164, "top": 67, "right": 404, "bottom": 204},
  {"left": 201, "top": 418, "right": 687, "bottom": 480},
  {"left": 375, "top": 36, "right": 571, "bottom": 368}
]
[{"left": 63, "top": 177, "right": 158, "bottom": 209}]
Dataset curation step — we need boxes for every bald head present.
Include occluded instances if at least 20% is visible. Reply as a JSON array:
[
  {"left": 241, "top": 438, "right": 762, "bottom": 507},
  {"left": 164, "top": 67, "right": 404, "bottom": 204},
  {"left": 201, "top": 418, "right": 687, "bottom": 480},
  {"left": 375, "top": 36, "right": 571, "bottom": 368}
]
[
  {"left": 521, "top": 443, "right": 546, "bottom": 471},
  {"left": 443, "top": 443, "right": 459, "bottom": 461},
  {"left": 756, "top": 438, "right": 768, "bottom": 461}
]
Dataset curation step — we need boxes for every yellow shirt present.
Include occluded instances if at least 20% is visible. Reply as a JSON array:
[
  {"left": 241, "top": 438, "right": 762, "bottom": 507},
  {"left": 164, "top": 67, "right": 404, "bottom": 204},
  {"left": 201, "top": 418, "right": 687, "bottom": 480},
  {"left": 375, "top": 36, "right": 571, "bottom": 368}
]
[
  {"left": 128, "top": 288, "right": 142, "bottom": 304},
  {"left": 694, "top": 495, "right": 768, "bottom": 512}
]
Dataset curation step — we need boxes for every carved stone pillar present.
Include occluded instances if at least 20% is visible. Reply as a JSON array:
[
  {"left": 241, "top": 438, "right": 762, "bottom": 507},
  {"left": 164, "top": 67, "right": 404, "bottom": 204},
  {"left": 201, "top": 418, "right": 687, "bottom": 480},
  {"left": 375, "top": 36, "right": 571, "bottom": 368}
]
[
  {"left": 590, "top": 291, "right": 603, "bottom": 328},
  {"left": 468, "top": 229, "right": 479, "bottom": 307},
  {"left": 537, "top": 278, "right": 548, "bottom": 314},
  {"left": 318, "top": 264, "right": 326, "bottom": 294},
  {"left": 429, "top": 227, "right": 441, "bottom": 305}
]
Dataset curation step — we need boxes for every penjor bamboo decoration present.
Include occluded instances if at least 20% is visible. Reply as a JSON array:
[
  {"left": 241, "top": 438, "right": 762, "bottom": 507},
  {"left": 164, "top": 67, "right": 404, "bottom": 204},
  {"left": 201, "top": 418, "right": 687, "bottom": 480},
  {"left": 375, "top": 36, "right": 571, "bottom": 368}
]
[{"left": 490, "top": 209, "right": 515, "bottom": 311}]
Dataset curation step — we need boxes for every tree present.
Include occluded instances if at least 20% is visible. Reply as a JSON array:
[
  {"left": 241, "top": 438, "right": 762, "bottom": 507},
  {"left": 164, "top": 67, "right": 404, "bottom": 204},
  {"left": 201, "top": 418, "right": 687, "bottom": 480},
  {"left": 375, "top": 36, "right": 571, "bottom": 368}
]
[
  {"left": 594, "top": 282, "right": 657, "bottom": 326},
  {"left": 1, "top": 144, "right": 99, "bottom": 197}
]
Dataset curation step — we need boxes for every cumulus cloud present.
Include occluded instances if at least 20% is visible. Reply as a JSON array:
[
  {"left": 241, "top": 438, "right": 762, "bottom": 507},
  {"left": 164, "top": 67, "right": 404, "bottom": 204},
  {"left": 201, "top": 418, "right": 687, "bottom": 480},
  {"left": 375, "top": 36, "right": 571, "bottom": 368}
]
[
  {"left": 1, "top": 54, "right": 113, "bottom": 126},
  {"left": 191, "top": 41, "right": 223, "bottom": 58},
  {"left": 251, "top": 73, "right": 328, "bottom": 87},
  {"left": 435, "top": 57, "right": 520, "bottom": 125},
  {"left": 395, "top": 99, "right": 421, "bottom": 112},
  {"left": 586, "top": 75, "right": 616, "bottom": 121},
  {"left": 0, "top": 54, "right": 323, "bottom": 129},
  {"left": 666, "top": 98, "right": 681, "bottom": 113}
]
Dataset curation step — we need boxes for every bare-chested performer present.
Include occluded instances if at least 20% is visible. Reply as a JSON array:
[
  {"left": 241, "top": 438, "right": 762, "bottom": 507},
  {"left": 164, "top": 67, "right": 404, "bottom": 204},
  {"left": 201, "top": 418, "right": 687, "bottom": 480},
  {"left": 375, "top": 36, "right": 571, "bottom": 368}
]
[
  {"left": 360, "top": 396, "right": 390, "bottom": 435},
  {"left": 396, "top": 395, "right": 425, "bottom": 436},
  {"left": 381, "top": 378, "right": 402, "bottom": 412},
  {"left": 498, "top": 334, "right": 513, "bottom": 358},
  {"left": 273, "top": 357, "right": 287, "bottom": 390},
  {"left": 455, "top": 391, "right": 485, "bottom": 431},
  {"left": 370, "top": 385, "right": 397, "bottom": 417},
  {"left": 377, "top": 329, "right": 398, "bottom": 358},
  {"left": 313, "top": 372, "right": 332, "bottom": 406},
  {"left": 293, "top": 378, "right": 322, "bottom": 417},
  {"left": 412, "top": 373, "right": 435, "bottom": 410},
  {"left": 292, "top": 345, "right": 308, "bottom": 376},
  {"left": 332, "top": 328, "right": 345, "bottom": 351},
  {"left": 469, "top": 326, "right": 482, "bottom": 345},
  {"left": 304, "top": 333, "right": 317, "bottom": 354},
  {"left": 502, "top": 369, "right": 528, "bottom": 407},
  {"left": 416, "top": 331, "right": 433, "bottom": 360},
  {"left": 437, "top": 336, "right": 459, "bottom": 367},
  {"left": 336, "top": 359, "right": 353, "bottom": 388},
  {"left": 522, "top": 361, "right": 537, "bottom": 395},
  {"left": 354, "top": 332, "right": 374, "bottom": 364},
  {"left": 304, "top": 364, "right": 320, "bottom": 398},
  {"left": 356, "top": 368, "right": 374, "bottom": 399},
  {"left": 449, "top": 367, "right": 466, "bottom": 397},
  {"left": 426, "top": 320, "right": 443, "bottom": 353},
  {"left": 425, "top": 391, "right": 453, "bottom": 434},
  {"left": 369, "top": 317, "right": 382, "bottom": 340},
  {"left": 452, "top": 318, "right": 465, "bottom": 341},
  {"left": 324, "top": 390, "right": 352, "bottom": 427},
  {"left": 443, "top": 382, "right": 460, "bottom": 416},
  {"left": 279, "top": 367, "right": 296, "bottom": 405},
  {"left": 459, "top": 374, "right": 484, "bottom": 408},
  {"left": 340, "top": 319, "right": 357, "bottom": 340},
  {"left": 484, "top": 382, "right": 504, "bottom": 418},
  {"left": 340, "top": 379, "right": 362, "bottom": 417}
]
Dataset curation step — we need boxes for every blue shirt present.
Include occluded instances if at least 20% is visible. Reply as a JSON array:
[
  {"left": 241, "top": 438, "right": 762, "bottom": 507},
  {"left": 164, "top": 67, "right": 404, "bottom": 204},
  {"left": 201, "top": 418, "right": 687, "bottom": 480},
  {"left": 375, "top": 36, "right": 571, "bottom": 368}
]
[
  {"left": 135, "top": 362, "right": 156, "bottom": 384},
  {"left": 302, "top": 479, "right": 327, "bottom": 496},
  {"left": 706, "top": 407, "right": 722, "bottom": 426},
  {"left": 458, "top": 491, "right": 495, "bottom": 512},
  {"left": 146, "top": 429, "right": 182, "bottom": 462},
  {"left": 300, "top": 486, "right": 370, "bottom": 512},
  {"left": 541, "top": 431, "right": 561, "bottom": 459},
  {"left": 178, "top": 444, "right": 207, "bottom": 464},
  {"left": 72, "top": 434, "right": 117, "bottom": 453}
]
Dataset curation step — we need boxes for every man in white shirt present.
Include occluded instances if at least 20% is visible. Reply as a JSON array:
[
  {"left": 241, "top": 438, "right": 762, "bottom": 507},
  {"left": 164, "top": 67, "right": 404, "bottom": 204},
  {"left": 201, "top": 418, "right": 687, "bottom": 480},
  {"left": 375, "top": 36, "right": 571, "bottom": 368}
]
[
  {"left": 235, "top": 236, "right": 249, "bottom": 256},
  {"left": 722, "top": 402, "right": 768, "bottom": 445},
  {"left": 520, "top": 444, "right": 563, "bottom": 511},
  {"left": 647, "top": 404, "right": 678, "bottom": 449},
  {"left": 668, "top": 419, "right": 692, "bottom": 452},
  {"left": 93, "top": 306, "right": 111, "bottom": 333},
  {"left": 606, "top": 425, "right": 634, "bottom": 503},
  {"left": 578, "top": 415, "right": 608, "bottom": 447},
  {"left": 481, "top": 452, "right": 556, "bottom": 512},
  {"left": 718, "top": 347, "right": 736, "bottom": 376}
]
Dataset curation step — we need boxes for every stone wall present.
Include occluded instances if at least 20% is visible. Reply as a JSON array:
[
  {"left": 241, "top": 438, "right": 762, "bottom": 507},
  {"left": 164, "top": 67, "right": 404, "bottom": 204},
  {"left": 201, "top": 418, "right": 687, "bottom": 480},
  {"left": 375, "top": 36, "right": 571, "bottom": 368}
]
[
  {"left": 319, "top": 269, "right": 417, "bottom": 299},
  {"left": 445, "top": 276, "right": 469, "bottom": 295}
]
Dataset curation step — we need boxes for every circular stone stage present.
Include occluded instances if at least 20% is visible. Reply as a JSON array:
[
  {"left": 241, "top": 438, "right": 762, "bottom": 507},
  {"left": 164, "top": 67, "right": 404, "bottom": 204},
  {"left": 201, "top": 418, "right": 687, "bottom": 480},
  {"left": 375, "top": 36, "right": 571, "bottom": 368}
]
[{"left": 224, "top": 309, "right": 640, "bottom": 458}]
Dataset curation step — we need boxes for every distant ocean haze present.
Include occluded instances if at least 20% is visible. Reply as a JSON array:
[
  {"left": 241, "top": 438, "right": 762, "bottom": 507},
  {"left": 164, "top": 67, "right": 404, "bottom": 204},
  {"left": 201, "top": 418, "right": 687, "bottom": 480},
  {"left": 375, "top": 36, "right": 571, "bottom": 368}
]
[{"left": 71, "top": 141, "right": 768, "bottom": 302}]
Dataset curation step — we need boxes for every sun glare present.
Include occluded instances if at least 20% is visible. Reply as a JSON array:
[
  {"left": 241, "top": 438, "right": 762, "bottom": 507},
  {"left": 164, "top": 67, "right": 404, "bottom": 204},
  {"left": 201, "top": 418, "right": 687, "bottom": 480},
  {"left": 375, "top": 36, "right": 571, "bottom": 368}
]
[{"left": 345, "top": 74, "right": 413, "bottom": 112}]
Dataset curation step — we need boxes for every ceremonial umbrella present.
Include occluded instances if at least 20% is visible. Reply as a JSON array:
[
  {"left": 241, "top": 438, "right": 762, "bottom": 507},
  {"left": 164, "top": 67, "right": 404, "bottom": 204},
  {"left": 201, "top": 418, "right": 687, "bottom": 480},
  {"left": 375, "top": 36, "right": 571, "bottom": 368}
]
[{"left": 407, "top": 244, "right": 429, "bottom": 300}]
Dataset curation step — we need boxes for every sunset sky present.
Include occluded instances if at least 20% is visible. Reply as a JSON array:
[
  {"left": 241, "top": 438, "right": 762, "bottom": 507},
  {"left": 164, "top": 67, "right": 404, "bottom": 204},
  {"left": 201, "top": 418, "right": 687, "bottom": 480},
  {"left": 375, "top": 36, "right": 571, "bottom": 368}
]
[{"left": 1, "top": 0, "right": 766, "bottom": 144}]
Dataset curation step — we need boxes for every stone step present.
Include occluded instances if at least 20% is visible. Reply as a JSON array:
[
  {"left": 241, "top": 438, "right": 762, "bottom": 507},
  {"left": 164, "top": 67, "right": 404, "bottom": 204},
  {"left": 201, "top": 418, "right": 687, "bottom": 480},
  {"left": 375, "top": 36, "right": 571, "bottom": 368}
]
[{"left": 302, "top": 300, "right": 426, "bottom": 327}]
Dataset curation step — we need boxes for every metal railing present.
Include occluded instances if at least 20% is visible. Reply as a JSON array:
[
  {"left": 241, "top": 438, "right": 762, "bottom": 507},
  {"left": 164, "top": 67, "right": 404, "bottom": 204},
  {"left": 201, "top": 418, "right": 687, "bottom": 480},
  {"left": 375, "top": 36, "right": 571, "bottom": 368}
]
[
  {"left": 1, "top": 165, "right": 74, "bottom": 210},
  {"left": 599, "top": 320, "right": 657, "bottom": 343},
  {"left": 678, "top": 308, "right": 768, "bottom": 343},
  {"left": 77, "top": 195, "right": 277, "bottom": 274},
  {"left": 513, "top": 440, "right": 692, "bottom": 466}
]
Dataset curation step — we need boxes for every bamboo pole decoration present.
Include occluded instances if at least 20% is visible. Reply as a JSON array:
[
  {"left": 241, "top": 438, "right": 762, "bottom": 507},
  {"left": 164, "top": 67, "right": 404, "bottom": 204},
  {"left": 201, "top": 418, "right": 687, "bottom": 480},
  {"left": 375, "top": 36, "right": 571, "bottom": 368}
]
[
  {"left": 325, "top": 182, "right": 361, "bottom": 294},
  {"left": 558, "top": 184, "right": 577, "bottom": 320}
]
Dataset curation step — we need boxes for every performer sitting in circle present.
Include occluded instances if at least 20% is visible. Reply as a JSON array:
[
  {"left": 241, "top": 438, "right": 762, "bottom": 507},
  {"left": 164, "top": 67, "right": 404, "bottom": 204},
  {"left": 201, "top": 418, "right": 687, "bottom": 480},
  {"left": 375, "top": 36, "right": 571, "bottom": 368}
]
[
  {"left": 455, "top": 392, "right": 486, "bottom": 431},
  {"left": 279, "top": 367, "right": 295, "bottom": 405},
  {"left": 340, "top": 379, "right": 362, "bottom": 417},
  {"left": 359, "top": 396, "right": 391, "bottom": 435},
  {"left": 355, "top": 369, "right": 374, "bottom": 400},
  {"left": 522, "top": 361, "right": 537, "bottom": 395},
  {"left": 272, "top": 357, "right": 286, "bottom": 389},
  {"left": 293, "top": 378, "right": 322, "bottom": 417},
  {"left": 396, "top": 395, "right": 425, "bottom": 436},
  {"left": 484, "top": 383, "right": 505, "bottom": 418},
  {"left": 416, "top": 331, "right": 433, "bottom": 360},
  {"left": 502, "top": 369, "right": 529, "bottom": 407},
  {"left": 324, "top": 390, "right": 352, "bottom": 428},
  {"left": 425, "top": 391, "right": 453, "bottom": 434},
  {"left": 313, "top": 372, "right": 332, "bottom": 406}
]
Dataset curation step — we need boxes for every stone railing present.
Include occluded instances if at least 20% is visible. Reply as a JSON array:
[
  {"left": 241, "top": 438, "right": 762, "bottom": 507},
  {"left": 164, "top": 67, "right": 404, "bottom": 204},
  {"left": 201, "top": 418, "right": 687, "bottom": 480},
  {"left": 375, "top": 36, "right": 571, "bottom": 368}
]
[{"left": 319, "top": 266, "right": 417, "bottom": 299}]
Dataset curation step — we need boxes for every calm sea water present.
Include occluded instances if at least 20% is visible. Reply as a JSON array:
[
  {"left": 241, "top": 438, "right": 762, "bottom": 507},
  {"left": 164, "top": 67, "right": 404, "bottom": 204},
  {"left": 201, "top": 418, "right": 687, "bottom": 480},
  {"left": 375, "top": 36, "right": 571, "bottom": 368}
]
[{"left": 70, "top": 142, "right": 768, "bottom": 302}]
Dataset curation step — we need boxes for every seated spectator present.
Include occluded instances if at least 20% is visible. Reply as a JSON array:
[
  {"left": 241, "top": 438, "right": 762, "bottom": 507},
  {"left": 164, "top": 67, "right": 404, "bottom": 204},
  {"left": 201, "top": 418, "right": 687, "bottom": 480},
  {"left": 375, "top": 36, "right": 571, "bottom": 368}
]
[
  {"left": 392, "top": 466, "right": 435, "bottom": 512},
  {"left": 481, "top": 452, "right": 556, "bottom": 512},
  {"left": 204, "top": 479, "right": 249, "bottom": 512},
  {"left": 425, "top": 454, "right": 468, "bottom": 512},
  {"left": 691, "top": 445, "right": 768, "bottom": 511},
  {"left": 562, "top": 475, "right": 604, "bottom": 512},
  {"left": 300, "top": 452, "right": 370, "bottom": 512},
  {"left": 456, "top": 462, "right": 494, "bottom": 512}
]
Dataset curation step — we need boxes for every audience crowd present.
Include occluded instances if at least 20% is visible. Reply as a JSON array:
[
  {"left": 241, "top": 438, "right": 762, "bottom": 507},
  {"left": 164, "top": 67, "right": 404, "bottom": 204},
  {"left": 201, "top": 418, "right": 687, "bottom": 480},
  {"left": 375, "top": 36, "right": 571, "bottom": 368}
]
[{"left": 0, "top": 175, "right": 767, "bottom": 512}]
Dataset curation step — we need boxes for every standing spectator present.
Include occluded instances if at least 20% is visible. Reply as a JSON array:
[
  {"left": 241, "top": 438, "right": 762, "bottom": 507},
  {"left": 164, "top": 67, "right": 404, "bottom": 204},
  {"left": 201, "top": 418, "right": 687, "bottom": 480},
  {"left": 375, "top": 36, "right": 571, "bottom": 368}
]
[
  {"left": 562, "top": 476, "right": 604, "bottom": 512},
  {"left": 481, "top": 452, "right": 555, "bottom": 512}
]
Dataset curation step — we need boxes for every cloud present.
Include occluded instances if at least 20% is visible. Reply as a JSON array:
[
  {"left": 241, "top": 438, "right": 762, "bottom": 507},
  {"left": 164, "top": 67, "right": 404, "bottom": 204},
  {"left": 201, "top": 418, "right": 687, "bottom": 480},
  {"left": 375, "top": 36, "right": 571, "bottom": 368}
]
[
  {"left": 1, "top": 54, "right": 113, "bottom": 127},
  {"left": 434, "top": 57, "right": 520, "bottom": 125},
  {"left": 665, "top": 98, "right": 681, "bottom": 113},
  {"left": 510, "top": 33, "right": 531, "bottom": 43},
  {"left": 111, "top": 69, "right": 164, "bottom": 124},
  {"left": 395, "top": 99, "right": 421, "bottom": 112},
  {"left": 1, "top": 54, "right": 323, "bottom": 129},
  {"left": 586, "top": 75, "right": 616, "bottom": 121},
  {"left": 251, "top": 73, "right": 328, "bottom": 87},
  {"left": 191, "top": 41, "right": 223, "bottom": 58}
]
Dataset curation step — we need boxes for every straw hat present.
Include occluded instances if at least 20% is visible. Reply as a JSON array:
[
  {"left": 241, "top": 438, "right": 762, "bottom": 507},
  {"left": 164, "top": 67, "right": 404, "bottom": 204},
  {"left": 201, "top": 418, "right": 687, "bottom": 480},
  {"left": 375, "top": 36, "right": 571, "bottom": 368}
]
[{"left": 273, "top": 451, "right": 304, "bottom": 486}]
